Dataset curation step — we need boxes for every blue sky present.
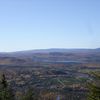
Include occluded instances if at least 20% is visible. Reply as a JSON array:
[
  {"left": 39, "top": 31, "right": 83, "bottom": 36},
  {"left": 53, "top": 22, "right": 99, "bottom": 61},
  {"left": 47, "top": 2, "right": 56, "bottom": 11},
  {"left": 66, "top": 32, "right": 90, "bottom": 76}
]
[{"left": 0, "top": 0, "right": 100, "bottom": 52}]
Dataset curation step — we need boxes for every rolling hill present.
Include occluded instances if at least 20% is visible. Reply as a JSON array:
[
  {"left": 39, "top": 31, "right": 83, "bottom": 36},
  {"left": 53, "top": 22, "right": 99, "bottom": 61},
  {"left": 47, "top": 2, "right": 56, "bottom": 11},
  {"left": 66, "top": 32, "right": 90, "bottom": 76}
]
[{"left": 0, "top": 48, "right": 100, "bottom": 66}]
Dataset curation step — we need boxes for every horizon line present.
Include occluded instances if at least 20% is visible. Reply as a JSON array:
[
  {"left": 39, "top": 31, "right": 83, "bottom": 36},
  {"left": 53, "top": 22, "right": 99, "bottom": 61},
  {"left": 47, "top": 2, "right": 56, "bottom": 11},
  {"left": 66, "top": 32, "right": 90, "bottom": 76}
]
[{"left": 0, "top": 47, "right": 99, "bottom": 53}]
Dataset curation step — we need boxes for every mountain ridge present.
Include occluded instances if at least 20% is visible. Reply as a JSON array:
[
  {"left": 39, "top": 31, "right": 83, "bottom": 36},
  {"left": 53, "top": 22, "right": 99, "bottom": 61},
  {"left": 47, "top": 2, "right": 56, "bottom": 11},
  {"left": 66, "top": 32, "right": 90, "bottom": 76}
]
[{"left": 0, "top": 48, "right": 100, "bottom": 53}]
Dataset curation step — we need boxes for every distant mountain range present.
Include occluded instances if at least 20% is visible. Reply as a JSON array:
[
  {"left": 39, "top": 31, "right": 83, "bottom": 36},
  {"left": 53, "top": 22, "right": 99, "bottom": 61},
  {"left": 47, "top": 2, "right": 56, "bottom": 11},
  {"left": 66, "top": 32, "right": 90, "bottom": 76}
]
[
  {"left": 0, "top": 48, "right": 100, "bottom": 66},
  {"left": 1, "top": 48, "right": 100, "bottom": 54}
]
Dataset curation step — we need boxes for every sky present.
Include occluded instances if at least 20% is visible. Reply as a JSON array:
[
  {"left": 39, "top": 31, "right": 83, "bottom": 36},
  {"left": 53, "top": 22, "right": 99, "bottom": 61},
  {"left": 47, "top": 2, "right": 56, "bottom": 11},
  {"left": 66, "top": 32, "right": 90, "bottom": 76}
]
[{"left": 0, "top": 0, "right": 100, "bottom": 52}]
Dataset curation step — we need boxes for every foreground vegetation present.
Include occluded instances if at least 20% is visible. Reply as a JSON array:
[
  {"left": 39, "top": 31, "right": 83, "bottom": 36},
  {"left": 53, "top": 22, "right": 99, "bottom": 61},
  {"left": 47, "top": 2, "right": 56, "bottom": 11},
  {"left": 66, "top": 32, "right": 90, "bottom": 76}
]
[
  {"left": 0, "top": 71, "right": 100, "bottom": 100},
  {"left": 87, "top": 72, "right": 100, "bottom": 100}
]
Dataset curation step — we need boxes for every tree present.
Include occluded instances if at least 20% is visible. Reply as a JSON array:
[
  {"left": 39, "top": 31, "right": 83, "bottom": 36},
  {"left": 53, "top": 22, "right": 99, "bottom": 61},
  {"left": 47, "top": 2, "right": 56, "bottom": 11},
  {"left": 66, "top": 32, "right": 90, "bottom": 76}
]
[
  {"left": 87, "top": 72, "right": 100, "bottom": 100},
  {"left": 0, "top": 74, "right": 15, "bottom": 100}
]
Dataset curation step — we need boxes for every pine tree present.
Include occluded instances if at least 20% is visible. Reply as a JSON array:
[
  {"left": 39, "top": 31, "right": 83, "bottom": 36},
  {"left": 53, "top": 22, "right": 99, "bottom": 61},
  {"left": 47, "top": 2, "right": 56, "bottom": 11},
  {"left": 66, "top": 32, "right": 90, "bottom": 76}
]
[
  {"left": 87, "top": 72, "right": 100, "bottom": 100},
  {"left": 0, "top": 74, "right": 15, "bottom": 100}
]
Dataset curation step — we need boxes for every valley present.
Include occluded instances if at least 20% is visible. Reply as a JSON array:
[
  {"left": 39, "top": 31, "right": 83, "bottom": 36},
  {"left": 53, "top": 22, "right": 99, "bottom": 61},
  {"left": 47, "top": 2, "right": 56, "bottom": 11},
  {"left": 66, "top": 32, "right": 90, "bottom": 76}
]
[{"left": 0, "top": 49, "right": 100, "bottom": 100}]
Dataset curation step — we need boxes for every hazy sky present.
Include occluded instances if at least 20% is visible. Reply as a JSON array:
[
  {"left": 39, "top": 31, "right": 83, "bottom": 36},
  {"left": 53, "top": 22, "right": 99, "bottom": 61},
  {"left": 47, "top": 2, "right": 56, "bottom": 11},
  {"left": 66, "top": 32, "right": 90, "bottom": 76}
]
[{"left": 0, "top": 0, "right": 100, "bottom": 52}]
